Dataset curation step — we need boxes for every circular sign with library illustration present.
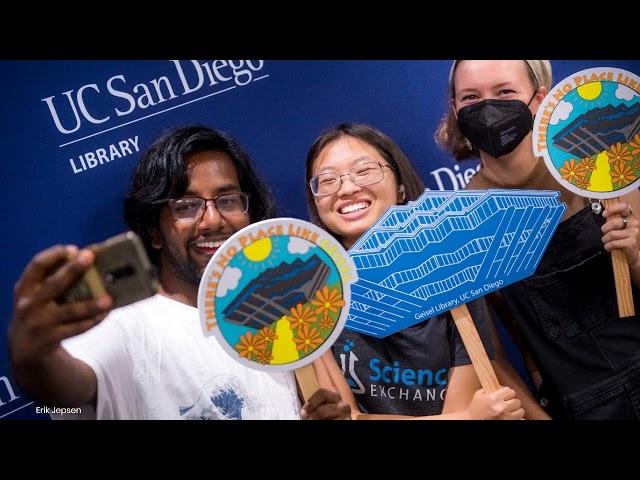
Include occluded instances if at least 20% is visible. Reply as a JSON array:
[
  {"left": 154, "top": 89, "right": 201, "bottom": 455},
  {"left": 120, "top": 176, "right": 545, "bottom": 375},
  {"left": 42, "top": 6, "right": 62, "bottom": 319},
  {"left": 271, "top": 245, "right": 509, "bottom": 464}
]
[
  {"left": 198, "top": 218, "right": 357, "bottom": 372},
  {"left": 533, "top": 67, "right": 640, "bottom": 199}
]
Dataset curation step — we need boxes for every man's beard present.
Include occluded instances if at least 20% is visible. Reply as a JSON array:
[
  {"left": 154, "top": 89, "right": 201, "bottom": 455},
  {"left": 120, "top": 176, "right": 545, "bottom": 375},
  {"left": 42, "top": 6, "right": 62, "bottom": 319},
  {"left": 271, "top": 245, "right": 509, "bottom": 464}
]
[{"left": 162, "top": 240, "right": 204, "bottom": 287}]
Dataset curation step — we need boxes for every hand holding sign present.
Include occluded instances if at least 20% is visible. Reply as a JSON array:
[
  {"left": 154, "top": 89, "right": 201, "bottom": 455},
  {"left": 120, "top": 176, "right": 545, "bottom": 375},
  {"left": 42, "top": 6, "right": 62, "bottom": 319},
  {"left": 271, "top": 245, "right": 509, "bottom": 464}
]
[{"left": 533, "top": 67, "right": 640, "bottom": 317}]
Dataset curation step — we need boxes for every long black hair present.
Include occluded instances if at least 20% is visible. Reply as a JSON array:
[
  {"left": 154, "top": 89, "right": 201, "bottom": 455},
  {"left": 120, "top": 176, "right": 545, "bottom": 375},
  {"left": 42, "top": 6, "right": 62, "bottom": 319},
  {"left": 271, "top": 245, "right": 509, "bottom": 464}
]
[{"left": 124, "top": 125, "right": 277, "bottom": 263}]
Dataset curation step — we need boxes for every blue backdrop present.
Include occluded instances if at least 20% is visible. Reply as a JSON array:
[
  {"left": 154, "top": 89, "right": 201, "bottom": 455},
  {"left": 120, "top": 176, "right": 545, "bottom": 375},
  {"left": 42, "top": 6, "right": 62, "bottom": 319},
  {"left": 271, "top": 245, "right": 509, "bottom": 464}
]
[{"left": 2, "top": 60, "right": 638, "bottom": 419}]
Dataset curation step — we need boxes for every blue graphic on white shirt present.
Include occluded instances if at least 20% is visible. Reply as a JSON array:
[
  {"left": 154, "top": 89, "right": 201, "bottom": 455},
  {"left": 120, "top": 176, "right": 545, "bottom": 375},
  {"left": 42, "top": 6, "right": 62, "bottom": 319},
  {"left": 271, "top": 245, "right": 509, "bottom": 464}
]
[
  {"left": 179, "top": 375, "right": 259, "bottom": 420},
  {"left": 210, "top": 388, "right": 244, "bottom": 419},
  {"left": 179, "top": 405, "right": 194, "bottom": 416}
]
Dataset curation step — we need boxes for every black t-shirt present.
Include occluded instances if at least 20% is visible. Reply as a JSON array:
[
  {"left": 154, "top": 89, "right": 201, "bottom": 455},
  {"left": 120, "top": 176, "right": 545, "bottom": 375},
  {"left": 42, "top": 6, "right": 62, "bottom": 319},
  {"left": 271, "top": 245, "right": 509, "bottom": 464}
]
[
  {"left": 332, "top": 297, "right": 495, "bottom": 416},
  {"left": 501, "top": 205, "right": 640, "bottom": 419}
]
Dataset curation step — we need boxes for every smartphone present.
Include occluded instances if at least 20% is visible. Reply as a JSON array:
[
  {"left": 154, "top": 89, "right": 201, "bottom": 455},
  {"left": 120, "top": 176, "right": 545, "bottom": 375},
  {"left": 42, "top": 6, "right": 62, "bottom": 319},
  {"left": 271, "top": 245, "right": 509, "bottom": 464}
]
[{"left": 62, "top": 231, "right": 159, "bottom": 308}]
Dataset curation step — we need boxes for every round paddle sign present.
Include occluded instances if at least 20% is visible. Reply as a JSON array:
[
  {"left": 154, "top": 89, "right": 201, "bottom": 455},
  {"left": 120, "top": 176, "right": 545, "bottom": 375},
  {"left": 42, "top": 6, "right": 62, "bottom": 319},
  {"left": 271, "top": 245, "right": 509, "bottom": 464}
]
[
  {"left": 198, "top": 218, "right": 357, "bottom": 372},
  {"left": 533, "top": 67, "right": 640, "bottom": 199}
]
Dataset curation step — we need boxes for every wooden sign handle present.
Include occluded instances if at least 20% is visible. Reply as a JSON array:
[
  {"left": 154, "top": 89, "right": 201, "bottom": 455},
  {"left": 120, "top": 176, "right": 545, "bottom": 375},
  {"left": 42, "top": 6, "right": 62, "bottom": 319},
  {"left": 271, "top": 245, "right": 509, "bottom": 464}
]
[
  {"left": 294, "top": 363, "right": 320, "bottom": 403},
  {"left": 450, "top": 304, "right": 500, "bottom": 392},
  {"left": 602, "top": 198, "right": 635, "bottom": 318}
]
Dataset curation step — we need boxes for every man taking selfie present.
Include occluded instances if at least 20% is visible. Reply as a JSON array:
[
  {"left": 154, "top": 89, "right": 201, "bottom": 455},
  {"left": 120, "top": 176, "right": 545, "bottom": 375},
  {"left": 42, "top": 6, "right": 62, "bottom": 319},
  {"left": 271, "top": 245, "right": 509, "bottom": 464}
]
[{"left": 9, "top": 125, "right": 350, "bottom": 420}]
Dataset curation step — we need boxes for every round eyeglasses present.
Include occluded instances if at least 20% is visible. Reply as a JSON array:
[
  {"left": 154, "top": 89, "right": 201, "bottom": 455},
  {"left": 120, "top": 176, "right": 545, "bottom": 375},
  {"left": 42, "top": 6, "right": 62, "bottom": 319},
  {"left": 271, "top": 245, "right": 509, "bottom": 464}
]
[{"left": 309, "top": 162, "right": 394, "bottom": 197}]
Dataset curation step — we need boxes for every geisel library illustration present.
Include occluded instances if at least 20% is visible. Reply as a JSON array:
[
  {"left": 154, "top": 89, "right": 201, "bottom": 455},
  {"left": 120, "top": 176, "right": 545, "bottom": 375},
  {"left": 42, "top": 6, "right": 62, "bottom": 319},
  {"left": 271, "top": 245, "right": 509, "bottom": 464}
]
[
  {"left": 346, "top": 190, "right": 566, "bottom": 338},
  {"left": 223, "top": 255, "right": 330, "bottom": 329},
  {"left": 552, "top": 103, "right": 640, "bottom": 157}
]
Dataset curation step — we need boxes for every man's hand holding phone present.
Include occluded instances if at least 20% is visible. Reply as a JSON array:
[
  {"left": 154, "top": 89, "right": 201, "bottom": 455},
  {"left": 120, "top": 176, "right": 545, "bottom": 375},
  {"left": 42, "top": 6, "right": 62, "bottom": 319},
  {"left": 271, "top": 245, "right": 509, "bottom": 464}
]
[
  {"left": 10, "top": 232, "right": 158, "bottom": 365},
  {"left": 61, "top": 232, "right": 158, "bottom": 309}
]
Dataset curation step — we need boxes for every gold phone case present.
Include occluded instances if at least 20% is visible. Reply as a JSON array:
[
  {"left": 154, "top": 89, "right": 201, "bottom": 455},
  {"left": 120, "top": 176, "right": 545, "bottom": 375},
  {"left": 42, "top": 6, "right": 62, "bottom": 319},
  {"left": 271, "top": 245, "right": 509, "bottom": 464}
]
[{"left": 64, "top": 232, "right": 159, "bottom": 308}]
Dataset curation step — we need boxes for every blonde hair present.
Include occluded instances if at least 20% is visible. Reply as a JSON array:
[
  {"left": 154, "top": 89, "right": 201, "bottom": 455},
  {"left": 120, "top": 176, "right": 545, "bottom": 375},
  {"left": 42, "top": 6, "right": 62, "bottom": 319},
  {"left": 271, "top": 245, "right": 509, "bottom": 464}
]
[{"left": 435, "top": 60, "right": 553, "bottom": 161}]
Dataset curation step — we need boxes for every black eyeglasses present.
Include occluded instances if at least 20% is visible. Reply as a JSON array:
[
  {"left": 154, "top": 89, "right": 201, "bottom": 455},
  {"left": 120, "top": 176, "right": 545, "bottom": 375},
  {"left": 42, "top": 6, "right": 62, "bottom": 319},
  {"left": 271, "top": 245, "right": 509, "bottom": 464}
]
[{"left": 154, "top": 193, "right": 250, "bottom": 221}]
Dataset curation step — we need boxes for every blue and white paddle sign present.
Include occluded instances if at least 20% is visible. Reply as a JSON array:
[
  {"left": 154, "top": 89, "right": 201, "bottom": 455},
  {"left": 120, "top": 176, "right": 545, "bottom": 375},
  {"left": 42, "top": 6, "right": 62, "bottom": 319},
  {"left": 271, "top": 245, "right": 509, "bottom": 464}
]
[{"left": 346, "top": 189, "right": 566, "bottom": 338}]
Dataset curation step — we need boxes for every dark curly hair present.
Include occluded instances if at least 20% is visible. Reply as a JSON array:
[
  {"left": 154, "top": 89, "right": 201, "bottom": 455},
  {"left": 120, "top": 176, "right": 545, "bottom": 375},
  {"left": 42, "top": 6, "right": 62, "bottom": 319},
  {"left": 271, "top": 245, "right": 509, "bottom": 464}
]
[{"left": 124, "top": 125, "right": 277, "bottom": 264}]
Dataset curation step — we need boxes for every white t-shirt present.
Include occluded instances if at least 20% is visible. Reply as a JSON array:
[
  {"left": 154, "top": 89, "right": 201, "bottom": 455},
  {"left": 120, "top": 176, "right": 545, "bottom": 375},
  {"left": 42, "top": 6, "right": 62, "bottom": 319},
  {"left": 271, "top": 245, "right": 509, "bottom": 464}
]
[{"left": 56, "top": 294, "right": 301, "bottom": 420}]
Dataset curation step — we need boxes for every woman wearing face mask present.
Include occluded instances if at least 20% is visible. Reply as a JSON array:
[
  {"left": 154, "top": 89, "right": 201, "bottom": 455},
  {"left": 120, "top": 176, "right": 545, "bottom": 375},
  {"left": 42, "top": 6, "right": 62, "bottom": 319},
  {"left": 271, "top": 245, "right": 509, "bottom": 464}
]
[
  {"left": 436, "top": 60, "right": 640, "bottom": 419},
  {"left": 306, "top": 123, "right": 549, "bottom": 419}
]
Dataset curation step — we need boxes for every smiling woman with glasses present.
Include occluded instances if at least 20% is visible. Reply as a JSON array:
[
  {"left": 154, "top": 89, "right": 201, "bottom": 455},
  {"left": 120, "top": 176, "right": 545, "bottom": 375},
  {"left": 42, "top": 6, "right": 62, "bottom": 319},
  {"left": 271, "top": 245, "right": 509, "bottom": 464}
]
[
  {"left": 154, "top": 192, "right": 251, "bottom": 221},
  {"left": 302, "top": 122, "right": 549, "bottom": 420}
]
